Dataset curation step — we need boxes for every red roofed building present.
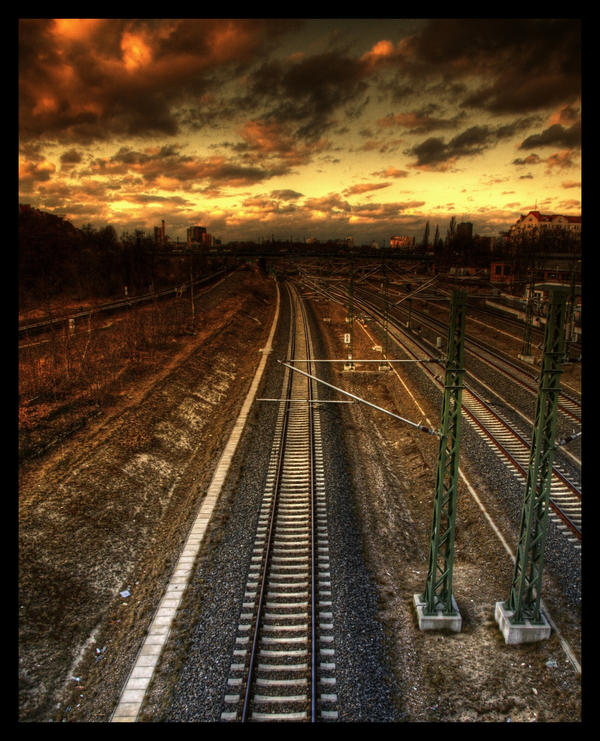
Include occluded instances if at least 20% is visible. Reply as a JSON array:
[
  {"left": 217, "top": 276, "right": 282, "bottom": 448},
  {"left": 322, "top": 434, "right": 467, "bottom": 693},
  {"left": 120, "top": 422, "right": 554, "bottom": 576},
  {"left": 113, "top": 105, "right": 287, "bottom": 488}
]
[{"left": 509, "top": 210, "right": 581, "bottom": 241}]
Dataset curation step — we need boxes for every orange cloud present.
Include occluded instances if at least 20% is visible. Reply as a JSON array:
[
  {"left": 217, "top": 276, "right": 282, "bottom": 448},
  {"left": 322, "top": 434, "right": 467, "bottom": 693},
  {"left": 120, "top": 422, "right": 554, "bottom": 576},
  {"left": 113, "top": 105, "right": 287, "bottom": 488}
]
[
  {"left": 378, "top": 112, "right": 427, "bottom": 129},
  {"left": 51, "top": 18, "right": 104, "bottom": 41},
  {"left": 362, "top": 39, "right": 395, "bottom": 61},
  {"left": 239, "top": 119, "right": 328, "bottom": 168},
  {"left": 548, "top": 103, "right": 580, "bottom": 127},
  {"left": 545, "top": 150, "right": 579, "bottom": 172},
  {"left": 240, "top": 120, "right": 291, "bottom": 154},
  {"left": 209, "top": 21, "right": 253, "bottom": 63},
  {"left": 360, "top": 37, "right": 412, "bottom": 68},
  {"left": 19, "top": 157, "right": 57, "bottom": 192},
  {"left": 121, "top": 31, "right": 153, "bottom": 72},
  {"left": 371, "top": 167, "right": 409, "bottom": 178}
]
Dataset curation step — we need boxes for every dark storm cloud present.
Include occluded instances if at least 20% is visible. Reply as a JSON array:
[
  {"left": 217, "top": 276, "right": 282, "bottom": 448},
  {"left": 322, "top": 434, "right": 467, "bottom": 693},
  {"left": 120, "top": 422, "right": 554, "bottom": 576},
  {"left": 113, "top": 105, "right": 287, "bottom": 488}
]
[
  {"left": 83, "top": 143, "right": 288, "bottom": 189},
  {"left": 406, "top": 113, "right": 550, "bottom": 168},
  {"left": 519, "top": 122, "right": 581, "bottom": 150},
  {"left": 408, "top": 122, "right": 519, "bottom": 168},
  {"left": 59, "top": 148, "right": 85, "bottom": 172},
  {"left": 238, "top": 51, "right": 370, "bottom": 141},
  {"left": 19, "top": 18, "right": 580, "bottom": 150},
  {"left": 270, "top": 189, "right": 304, "bottom": 200},
  {"left": 18, "top": 19, "right": 300, "bottom": 143},
  {"left": 377, "top": 107, "right": 467, "bottom": 133},
  {"left": 391, "top": 18, "right": 580, "bottom": 114}
]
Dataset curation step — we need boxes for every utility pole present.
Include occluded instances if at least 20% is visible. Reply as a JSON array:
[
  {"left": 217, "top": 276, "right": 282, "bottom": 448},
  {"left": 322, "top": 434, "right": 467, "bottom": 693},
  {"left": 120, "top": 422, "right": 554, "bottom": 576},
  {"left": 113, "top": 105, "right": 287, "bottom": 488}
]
[
  {"left": 414, "top": 289, "right": 466, "bottom": 632},
  {"left": 345, "top": 265, "right": 355, "bottom": 370},
  {"left": 565, "top": 264, "right": 578, "bottom": 360},
  {"left": 380, "top": 261, "right": 390, "bottom": 371},
  {"left": 189, "top": 250, "right": 196, "bottom": 331},
  {"left": 520, "top": 278, "right": 535, "bottom": 362},
  {"left": 496, "top": 288, "right": 568, "bottom": 643}
]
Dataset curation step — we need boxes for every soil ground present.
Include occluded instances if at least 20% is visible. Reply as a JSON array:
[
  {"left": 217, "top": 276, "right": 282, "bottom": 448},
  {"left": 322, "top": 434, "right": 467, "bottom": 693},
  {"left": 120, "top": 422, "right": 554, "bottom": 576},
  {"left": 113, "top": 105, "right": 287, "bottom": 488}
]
[
  {"left": 17, "top": 270, "right": 582, "bottom": 723},
  {"left": 316, "top": 295, "right": 581, "bottom": 723}
]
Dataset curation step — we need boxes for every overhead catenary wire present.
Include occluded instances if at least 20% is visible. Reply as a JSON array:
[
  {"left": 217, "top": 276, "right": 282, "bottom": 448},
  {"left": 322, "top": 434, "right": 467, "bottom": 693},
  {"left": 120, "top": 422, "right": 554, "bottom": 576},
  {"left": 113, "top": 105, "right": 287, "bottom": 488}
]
[{"left": 278, "top": 360, "right": 441, "bottom": 437}]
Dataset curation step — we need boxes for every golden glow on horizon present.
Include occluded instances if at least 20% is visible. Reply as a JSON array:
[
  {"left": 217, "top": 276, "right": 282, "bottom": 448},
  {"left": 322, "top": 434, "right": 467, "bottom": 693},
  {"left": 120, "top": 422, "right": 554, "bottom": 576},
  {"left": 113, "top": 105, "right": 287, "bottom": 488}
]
[{"left": 19, "top": 19, "right": 581, "bottom": 241}]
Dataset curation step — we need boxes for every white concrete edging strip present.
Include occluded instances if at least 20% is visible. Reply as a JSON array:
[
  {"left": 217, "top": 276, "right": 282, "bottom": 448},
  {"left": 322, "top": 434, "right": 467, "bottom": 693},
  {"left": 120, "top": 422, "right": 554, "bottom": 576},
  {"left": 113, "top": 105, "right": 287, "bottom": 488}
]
[{"left": 111, "top": 280, "right": 281, "bottom": 722}]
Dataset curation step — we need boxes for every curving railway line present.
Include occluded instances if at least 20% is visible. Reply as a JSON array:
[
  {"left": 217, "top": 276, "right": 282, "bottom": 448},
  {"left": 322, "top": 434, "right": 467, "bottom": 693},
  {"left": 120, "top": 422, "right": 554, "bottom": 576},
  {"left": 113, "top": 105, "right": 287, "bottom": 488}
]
[{"left": 220, "top": 283, "right": 337, "bottom": 722}]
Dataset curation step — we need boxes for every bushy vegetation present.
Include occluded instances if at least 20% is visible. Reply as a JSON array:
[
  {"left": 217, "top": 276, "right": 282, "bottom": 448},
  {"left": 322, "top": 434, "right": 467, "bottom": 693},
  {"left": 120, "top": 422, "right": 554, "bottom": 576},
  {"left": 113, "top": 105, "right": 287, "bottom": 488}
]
[
  {"left": 18, "top": 205, "right": 200, "bottom": 310},
  {"left": 18, "top": 205, "right": 219, "bottom": 458}
]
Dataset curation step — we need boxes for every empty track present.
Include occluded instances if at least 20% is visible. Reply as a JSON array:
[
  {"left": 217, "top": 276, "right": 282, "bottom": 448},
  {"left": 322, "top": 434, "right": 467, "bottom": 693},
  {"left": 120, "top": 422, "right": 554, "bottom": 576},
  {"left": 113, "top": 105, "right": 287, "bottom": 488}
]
[
  {"left": 303, "top": 278, "right": 582, "bottom": 546},
  {"left": 220, "top": 283, "right": 337, "bottom": 722}
]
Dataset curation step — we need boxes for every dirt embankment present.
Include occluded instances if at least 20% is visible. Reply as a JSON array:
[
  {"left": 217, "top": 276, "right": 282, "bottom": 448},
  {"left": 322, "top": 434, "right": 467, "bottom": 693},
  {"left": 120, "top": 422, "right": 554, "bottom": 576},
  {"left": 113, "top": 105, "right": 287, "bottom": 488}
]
[{"left": 18, "top": 269, "right": 276, "bottom": 723}]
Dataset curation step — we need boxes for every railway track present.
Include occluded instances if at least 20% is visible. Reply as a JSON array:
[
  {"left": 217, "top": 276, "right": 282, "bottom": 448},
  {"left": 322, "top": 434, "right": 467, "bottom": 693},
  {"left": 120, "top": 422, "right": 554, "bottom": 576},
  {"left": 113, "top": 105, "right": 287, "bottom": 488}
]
[
  {"left": 382, "top": 307, "right": 582, "bottom": 545},
  {"left": 461, "top": 383, "right": 582, "bottom": 543},
  {"left": 303, "top": 278, "right": 582, "bottom": 546},
  {"left": 381, "top": 311, "right": 582, "bottom": 545},
  {"left": 18, "top": 270, "right": 227, "bottom": 340},
  {"left": 355, "top": 285, "right": 582, "bottom": 430},
  {"left": 220, "top": 283, "right": 337, "bottom": 722}
]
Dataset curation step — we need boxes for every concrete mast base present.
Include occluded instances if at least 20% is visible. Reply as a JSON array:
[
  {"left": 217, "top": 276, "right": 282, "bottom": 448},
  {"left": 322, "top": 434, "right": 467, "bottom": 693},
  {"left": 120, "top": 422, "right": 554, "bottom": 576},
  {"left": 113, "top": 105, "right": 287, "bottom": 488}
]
[
  {"left": 495, "top": 601, "right": 551, "bottom": 644},
  {"left": 413, "top": 594, "right": 462, "bottom": 633}
]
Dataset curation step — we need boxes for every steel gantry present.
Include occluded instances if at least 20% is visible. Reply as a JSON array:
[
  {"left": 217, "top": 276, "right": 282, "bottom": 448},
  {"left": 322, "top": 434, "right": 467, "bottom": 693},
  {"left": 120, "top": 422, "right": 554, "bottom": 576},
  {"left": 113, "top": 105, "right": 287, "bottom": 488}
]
[
  {"left": 417, "top": 289, "right": 467, "bottom": 624},
  {"left": 499, "top": 288, "right": 568, "bottom": 634}
]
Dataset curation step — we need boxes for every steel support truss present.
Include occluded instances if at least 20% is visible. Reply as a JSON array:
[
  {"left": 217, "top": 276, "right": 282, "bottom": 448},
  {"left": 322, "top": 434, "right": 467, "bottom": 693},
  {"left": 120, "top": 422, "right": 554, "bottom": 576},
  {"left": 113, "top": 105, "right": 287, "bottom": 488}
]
[
  {"left": 503, "top": 288, "right": 568, "bottom": 625},
  {"left": 420, "top": 289, "right": 467, "bottom": 616}
]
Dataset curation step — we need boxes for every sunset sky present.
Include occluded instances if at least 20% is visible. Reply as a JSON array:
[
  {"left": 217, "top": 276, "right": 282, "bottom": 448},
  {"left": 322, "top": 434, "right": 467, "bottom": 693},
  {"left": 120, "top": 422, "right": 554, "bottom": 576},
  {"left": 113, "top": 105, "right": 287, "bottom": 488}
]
[{"left": 18, "top": 18, "right": 581, "bottom": 245}]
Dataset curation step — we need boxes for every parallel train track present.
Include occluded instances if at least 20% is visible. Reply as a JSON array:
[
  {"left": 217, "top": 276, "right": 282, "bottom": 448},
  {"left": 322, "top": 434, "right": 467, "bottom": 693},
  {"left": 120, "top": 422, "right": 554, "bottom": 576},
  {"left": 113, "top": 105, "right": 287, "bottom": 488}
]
[
  {"left": 302, "top": 278, "right": 582, "bottom": 545},
  {"left": 356, "top": 285, "right": 582, "bottom": 430},
  {"left": 220, "top": 283, "right": 337, "bottom": 722},
  {"left": 373, "top": 295, "right": 582, "bottom": 545}
]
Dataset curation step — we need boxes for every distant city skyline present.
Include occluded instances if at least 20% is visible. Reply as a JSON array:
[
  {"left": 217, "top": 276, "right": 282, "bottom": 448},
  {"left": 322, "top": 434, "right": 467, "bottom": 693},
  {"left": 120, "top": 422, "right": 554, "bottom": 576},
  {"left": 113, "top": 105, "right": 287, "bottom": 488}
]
[{"left": 19, "top": 19, "right": 581, "bottom": 244}]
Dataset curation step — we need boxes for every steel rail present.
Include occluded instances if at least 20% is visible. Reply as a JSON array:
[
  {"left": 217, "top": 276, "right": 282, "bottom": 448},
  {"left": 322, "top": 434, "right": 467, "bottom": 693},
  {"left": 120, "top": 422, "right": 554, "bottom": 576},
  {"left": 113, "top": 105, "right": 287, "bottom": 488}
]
[
  {"left": 239, "top": 287, "right": 296, "bottom": 722},
  {"left": 18, "top": 270, "right": 227, "bottom": 337},
  {"left": 376, "top": 304, "right": 583, "bottom": 541},
  {"left": 355, "top": 285, "right": 582, "bottom": 427},
  {"left": 231, "top": 281, "right": 325, "bottom": 722},
  {"left": 398, "top": 296, "right": 582, "bottom": 425},
  {"left": 394, "top": 318, "right": 582, "bottom": 541},
  {"left": 297, "top": 295, "right": 318, "bottom": 723},
  {"left": 314, "top": 283, "right": 582, "bottom": 543}
]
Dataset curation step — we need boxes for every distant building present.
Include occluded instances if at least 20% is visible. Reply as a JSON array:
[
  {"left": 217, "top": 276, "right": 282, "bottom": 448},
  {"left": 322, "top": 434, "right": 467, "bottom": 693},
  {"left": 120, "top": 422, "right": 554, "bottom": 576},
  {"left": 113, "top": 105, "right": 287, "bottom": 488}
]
[
  {"left": 390, "top": 235, "right": 415, "bottom": 248},
  {"left": 509, "top": 211, "right": 581, "bottom": 241},
  {"left": 187, "top": 225, "right": 213, "bottom": 247},
  {"left": 457, "top": 222, "right": 473, "bottom": 240},
  {"left": 154, "top": 219, "right": 166, "bottom": 245},
  {"left": 490, "top": 254, "right": 581, "bottom": 287},
  {"left": 475, "top": 235, "right": 496, "bottom": 252},
  {"left": 490, "top": 261, "right": 513, "bottom": 284},
  {"left": 187, "top": 225, "right": 206, "bottom": 244}
]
